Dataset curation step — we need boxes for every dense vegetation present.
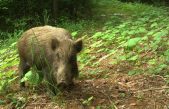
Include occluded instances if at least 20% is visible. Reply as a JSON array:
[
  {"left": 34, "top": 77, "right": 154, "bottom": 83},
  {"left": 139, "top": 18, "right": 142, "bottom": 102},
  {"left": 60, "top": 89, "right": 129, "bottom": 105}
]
[
  {"left": 0, "top": 0, "right": 169, "bottom": 108},
  {"left": 120, "top": 0, "right": 169, "bottom": 5},
  {"left": 0, "top": 0, "right": 94, "bottom": 39}
]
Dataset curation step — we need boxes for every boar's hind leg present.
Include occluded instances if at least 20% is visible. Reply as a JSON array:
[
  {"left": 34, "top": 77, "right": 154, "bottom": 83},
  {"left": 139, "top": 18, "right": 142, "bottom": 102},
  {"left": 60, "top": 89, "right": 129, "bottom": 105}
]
[{"left": 19, "top": 59, "right": 30, "bottom": 88}]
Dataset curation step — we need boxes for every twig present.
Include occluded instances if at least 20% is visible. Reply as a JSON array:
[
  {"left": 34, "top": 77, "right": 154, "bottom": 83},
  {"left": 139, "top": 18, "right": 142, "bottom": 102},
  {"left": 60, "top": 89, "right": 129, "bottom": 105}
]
[
  {"left": 150, "top": 75, "right": 167, "bottom": 82},
  {"left": 133, "top": 86, "right": 169, "bottom": 93},
  {"left": 31, "top": 103, "right": 49, "bottom": 105},
  {"left": 98, "top": 51, "right": 117, "bottom": 62}
]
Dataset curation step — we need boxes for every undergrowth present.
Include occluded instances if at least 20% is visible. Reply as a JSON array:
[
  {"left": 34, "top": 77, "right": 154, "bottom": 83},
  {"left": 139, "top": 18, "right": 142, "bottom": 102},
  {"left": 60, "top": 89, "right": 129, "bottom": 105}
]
[{"left": 0, "top": 0, "right": 169, "bottom": 108}]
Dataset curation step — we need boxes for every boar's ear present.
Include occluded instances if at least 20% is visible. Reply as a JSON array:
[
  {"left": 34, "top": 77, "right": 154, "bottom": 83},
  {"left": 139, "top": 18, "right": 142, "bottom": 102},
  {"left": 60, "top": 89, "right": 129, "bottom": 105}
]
[
  {"left": 74, "top": 38, "right": 83, "bottom": 53},
  {"left": 51, "top": 38, "right": 59, "bottom": 51}
]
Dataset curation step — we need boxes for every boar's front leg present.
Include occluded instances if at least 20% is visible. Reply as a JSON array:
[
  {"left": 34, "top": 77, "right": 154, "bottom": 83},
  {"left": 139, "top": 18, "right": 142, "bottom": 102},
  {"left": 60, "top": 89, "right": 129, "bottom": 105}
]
[
  {"left": 42, "top": 67, "right": 57, "bottom": 95},
  {"left": 18, "top": 59, "right": 30, "bottom": 88}
]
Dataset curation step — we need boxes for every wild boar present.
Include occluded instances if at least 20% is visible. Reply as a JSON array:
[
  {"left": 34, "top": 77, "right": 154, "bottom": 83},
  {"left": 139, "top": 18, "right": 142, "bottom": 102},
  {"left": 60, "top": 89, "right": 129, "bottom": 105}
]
[{"left": 17, "top": 25, "right": 82, "bottom": 94}]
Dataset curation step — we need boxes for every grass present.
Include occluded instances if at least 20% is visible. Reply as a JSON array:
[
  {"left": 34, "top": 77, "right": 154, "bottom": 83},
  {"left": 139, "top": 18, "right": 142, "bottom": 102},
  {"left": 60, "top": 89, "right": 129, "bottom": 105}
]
[{"left": 0, "top": 0, "right": 169, "bottom": 108}]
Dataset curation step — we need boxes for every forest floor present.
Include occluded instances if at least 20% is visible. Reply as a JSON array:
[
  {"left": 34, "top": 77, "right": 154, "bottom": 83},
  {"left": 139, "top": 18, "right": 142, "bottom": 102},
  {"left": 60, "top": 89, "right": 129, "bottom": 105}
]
[
  {"left": 1, "top": 58, "right": 169, "bottom": 109},
  {"left": 1, "top": 0, "right": 169, "bottom": 109}
]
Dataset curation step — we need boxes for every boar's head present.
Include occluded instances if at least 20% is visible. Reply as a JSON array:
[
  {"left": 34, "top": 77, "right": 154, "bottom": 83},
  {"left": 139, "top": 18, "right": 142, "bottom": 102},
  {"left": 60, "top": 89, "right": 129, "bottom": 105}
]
[{"left": 51, "top": 38, "right": 82, "bottom": 88}]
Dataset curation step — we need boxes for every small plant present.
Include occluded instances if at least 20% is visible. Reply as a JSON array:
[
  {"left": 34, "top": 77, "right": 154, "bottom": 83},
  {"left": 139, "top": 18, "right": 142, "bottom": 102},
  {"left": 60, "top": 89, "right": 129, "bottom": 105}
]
[
  {"left": 119, "top": 92, "right": 126, "bottom": 98},
  {"left": 6, "top": 94, "right": 27, "bottom": 109},
  {"left": 136, "top": 92, "right": 144, "bottom": 101},
  {"left": 43, "top": 9, "right": 50, "bottom": 25},
  {"left": 21, "top": 70, "right": 40, "bottom": 86},
  {"left": 108, "top": 103, "right": 118, "bottom": 109}
]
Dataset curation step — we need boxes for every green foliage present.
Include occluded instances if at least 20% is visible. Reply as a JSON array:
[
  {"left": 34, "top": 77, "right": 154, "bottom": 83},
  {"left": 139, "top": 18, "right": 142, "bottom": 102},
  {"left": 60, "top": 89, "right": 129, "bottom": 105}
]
[
  {"left": 119, "top": 0, "right": 169, "bottom": 6},
  {"left": 58, "top": 0, "right": 94, "bottom": 17},
  {"left": 21, "top": 71, "right": 40, "bottom": 86},
  {"left": 6, "top": 94, "right": 26, "bottom": 108},
  {"left": 77, "top": 0, "right": 169, "bottom": 81},
  {"left": 43, "top": 9, "right": 50, "bottom": 25},
  {"left": 58, "top": 19, "right": 94, "bottom": 35},
  {"left": 71, "top": 31, "right": 78, "bottom": 37},
  {"left": 0, "top": 0, "right": 169, "bottom": 107},
  {"left": 125, "top": 37, "right": 141, "bottom": 49},
  {"left": 0, "top": 37, "right": 19, "bottom": 94},
  {"left": 128, "top": 69, "right": 141, "bottom": 76},
  {"left": 0, "top": 0, "right": 94, "bottom": 38},
  {"left": 0, "top": 71, "right": 18, "bottom": 94},
  {"left": 78, "top": 49, "right": 92, "bottom": 70},
  {"left": 0, "top": 42, "right": 18, "bottom": 70}
]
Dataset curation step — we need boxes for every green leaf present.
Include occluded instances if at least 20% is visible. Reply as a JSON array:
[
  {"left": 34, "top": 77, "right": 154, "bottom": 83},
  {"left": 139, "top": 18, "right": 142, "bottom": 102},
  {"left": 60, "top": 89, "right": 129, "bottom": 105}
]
[
  {"left": 164, "top": 49, "right": 169, "bottom": 63},
  {"left": 128, "top": 55, "right": 139, "bottom": 61},
  {"left": 153, "top": 31, "right": 168, "bottom": 41},
  {"left": 117, "top": 24, "right": 126, "bottom": 29},
  {"left": 90, "top": 40, "right": 103, "bottom": 48},
  {"left": 125, "top": 37, "right": 141, "bottom": 49},
  {"left": 137, "top": 27, "right": 146, "bottom": 33},
  {"left": 71, "top": 31, "right": 78, "bottom": 37},
  {"left": 128, "top": 70, "right": 136, "bottom": 76},
  {"left": 0, "top": 49, "right": 7, "bottom": 54},
  {"left": 142, "top": 35, "right": 148, "bottom": 41},
  {"left": 96, "top": 48, "right": 105, "bottom": 53},
  {"left": 148, "top": 59, "right": 157, "bottom": 65},
  {"left": 147, "top": 31, "right": 154, "bottom": 36},
  {"left": 96, "top": 106, "right": 101, "bottom": 109},
  {"left": 0, "top": 99, "right": 5, "bottom": 105},
  {"left": 21, "top": 71, "right": 39, "bottom": 85},
  {"left": 150, "top": 22, "right": 158, "bottom": 28},
  {"left": 128, "top": 30, "right": 136, "bottom": 35},
  {"left": 103, "top": 33, "right": 115, "bottom": 40},
  {"left": 164, "top": 49, "right": 169, "bottom": 56},
  {"left": 10, "top": 42, "right": 17, "bottom": 47},
  {"left": 109, "top": 59, "right": 118, "bottom": 65},
  {"left": 156, "top": 64, "right": 167, "bottom": 73},
  {"left": 113, "top": 29, "right": 119, "bottom": 34},
  {"left": 118, "top": 55, "right": 127, "bottom": 61},
  {"left": 92, "top": 32, "right": 103, "bottom": 38},
  {"left": 128, "top": 70, "right": 141, "bottom": 76}
]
